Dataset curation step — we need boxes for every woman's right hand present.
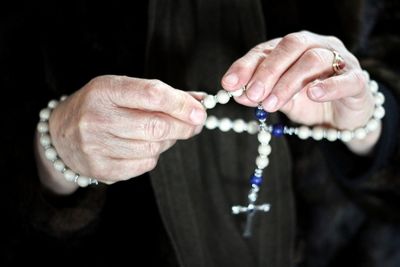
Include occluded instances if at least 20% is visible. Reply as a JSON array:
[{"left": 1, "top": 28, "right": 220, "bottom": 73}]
[{"left": 39, "top": 75, "right": 206, "bottom": 192}]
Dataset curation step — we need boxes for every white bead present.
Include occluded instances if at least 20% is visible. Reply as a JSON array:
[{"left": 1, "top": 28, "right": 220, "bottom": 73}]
[
  {"left": 39, "top": 108, "right": 51, "bottom": 120},
  {"left": 374, "top": 92, "right": 385, "bottom": 106},
  {"left": 354, "top": 128, "right": 367, "bottom": 139},
  {"left": 247, "top": 121, "right": 259, "bottom": 134},
  {"left": 63, "top": 169, "right": 76, "bottom": 182},
  {"left": 48, "top": 100, "right": 59, "bottom": 109},
  {"left": 39, "top": 134, "right": 51, "bottom": 147},
  {"left": 203, "top": 95, "right": 217, "bottom": 109},
  {"left": 326, "top": 129, "right": 338, "bottom": 142},
  {"left": 366, "top": 119, "right": 379, "bottom": 132},
  {"left": 53, "top": 159, "right": 65, "bottom": 172},
  {"left": 248, "top": 192, "right": 257, "bottom": 202},
  {"left": 258, "top": 144, "right": 271, "bottom": 156},
  {"left": 232, "top": 119, "right": 246, "bottom": 133},
  {"left": 218, "top": 118, "right": 232, "bottom": 132},
  {"left": 230, "top": 87, "right": 244, "bottom": 97},
  {"left": 77, "top": 176, "right": 90, "bottom": 187},
  {"left": 297, "top": 126, "right": 311, "bottom": 140},
  {"left": 45, "top": 147, "right": 57, "bottom": 161},
  {"left": 60, "top": 95, "right": 68, "bottom": 101},
  {"left": 373, "top": 106, "right": 385, "bottom": 120},
  {"left": 216, "top": 90, "right": 231, "bottom": 104},
  {"left": 257, "top": 130, "right": 271, "bottom": 144},
  {"left": 205, "top": 116, "right": 219, "bottom": 130},
  {"left": 340, "top": 130, "right": 353, "bottom": 142},
  {"left": 256, "top": 156, "right": 269, "bottom": 169},
  {"left": 37, "top": 122, "right": 49, "bottom": 133},
  {"left": 312, "top": 126, "right": 325, "bottom": 141},
  {"left": 369, "top": 80, "right": 378, "bottom": 93}
]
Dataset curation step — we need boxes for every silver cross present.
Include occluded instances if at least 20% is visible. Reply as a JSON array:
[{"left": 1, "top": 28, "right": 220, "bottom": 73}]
[{"left": 232, "top": 185, "right": 270, "bottom": 237}]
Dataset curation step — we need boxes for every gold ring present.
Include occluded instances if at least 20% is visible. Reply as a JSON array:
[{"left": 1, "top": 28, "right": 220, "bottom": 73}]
[{"left": 332, "top": 50, "right": 346, "bottom": 75}]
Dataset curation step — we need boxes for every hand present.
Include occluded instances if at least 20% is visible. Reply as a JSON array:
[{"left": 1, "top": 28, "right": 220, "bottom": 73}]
[
  {"left": 47, "top": 76, "right": 206, "bottom": 187},
  {"left": 221, "top": 31, "right": 380, "bottom": 154}
]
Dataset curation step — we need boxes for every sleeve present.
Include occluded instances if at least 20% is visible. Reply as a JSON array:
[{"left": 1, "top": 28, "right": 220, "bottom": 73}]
[
  {"left": 320, "top": 84, "right": 400, "bottom": 221},
  {"left": 317, "top": 0, "right": 400, "bottom": 221},
  {"left": 0, "top": 6, "right": 107, "bottom": 240}
]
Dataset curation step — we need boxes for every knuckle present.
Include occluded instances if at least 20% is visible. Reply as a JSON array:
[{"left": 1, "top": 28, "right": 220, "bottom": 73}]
[
  {"left": 86, "top": 75, "right": 113, "bottom": 92},
  {"left": 181, "top": 126, "right": 196, "bottom": 140},
  {"left": 251, "top": 44, "right": 266, "bottom": 53},
  {"left": 134, "top": 158, "right": 158, "bottom": 175},
  {"left": 144, "top": 158, "right": 158, "bottom": 172},
  {"left": 173, "top": 93, "right": 189, "bottom": 116},
  {"left": 146, "top": 116, "right": 170, "bottom": 140},
  {"left": 144, "top": 79, "right": 165, "bottom": 107},
  {"left": 86, "top": 76, "right": 103, "bottom": 89},
  {"left": 146, "top": 142, "right": 162, "bottom": 156},
  {"left": 352, "top": 70, "right": 367, "bottom": 91},
  {"left": 282, "top": 32, "right": 309, "bottom": 49},
  {"left": 303, "top": 49, "right": 326, "bottom": 68},
  {"left": 327, "top": 35, "right": 344, "bottom": 47}
]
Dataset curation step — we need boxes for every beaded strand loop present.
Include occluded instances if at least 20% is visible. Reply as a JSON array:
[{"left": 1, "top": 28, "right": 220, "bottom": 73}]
[
  {"left": 37, "top": 96, "right": 98, "bottom": 187},
  {"left": 201, "top": 72, "right": 385, "bottom": 237}
]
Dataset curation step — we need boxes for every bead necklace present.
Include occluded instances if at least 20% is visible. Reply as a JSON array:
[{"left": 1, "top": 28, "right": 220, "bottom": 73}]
[
  {"left": 37, "top": 72, "right": 385, "bottom": 237},
  {"left": 201, "top": 73, "right": 385, "bottom": 237}
]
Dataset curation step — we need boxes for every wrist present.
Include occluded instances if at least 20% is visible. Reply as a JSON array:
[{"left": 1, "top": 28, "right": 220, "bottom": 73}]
[
  {"left": 36, "top": 96, "right": 98, "bottom": 193},
  {"left": 35, "top": 131, "right": 79, "bottom": 195},
  {"left": 345, "top": 120, "right": 382, "bottom": 155}
]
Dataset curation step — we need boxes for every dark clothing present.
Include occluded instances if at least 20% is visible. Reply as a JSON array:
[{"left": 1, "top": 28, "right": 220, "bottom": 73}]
[{"left": 1, "top": 0, "right": 400, "bottom": 266}]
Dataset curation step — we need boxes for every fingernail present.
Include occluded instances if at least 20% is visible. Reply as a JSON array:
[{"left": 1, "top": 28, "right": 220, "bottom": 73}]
[
  {"left": 310, "top": 86, "right": 325, "bottom": 99},
  {"left": 190, "top": 108, "right": 207, "bottom": 125},
  {"left": 246, "top": 81, "right": 265, "bottom": 102},
  {"left": 223, "top": 73, "right": 239, "bottom": 86},
  {"left": 264, "top": 94, "right": 278, "bottom": 111}
]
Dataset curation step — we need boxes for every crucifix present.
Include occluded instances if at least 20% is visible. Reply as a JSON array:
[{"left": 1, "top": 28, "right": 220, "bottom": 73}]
[
  {"left": 232, "top": 185, "right": 270, "bottom": 237},
  {"left": 202, "top": 76, "right": 384, "bottom": 238}
]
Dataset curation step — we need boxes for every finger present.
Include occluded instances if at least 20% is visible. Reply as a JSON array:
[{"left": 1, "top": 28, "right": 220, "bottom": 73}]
[
  {"left": 106, "top": 76, "right": 206, "bottom": 125},
  {"left": 245, "top": 31, "right": 324, "bottom": 103},
  {"left": 221, "top": 38, "right": 281, "bottom": 92},
  {"left": 102, "top": 137, "right": 176, "bottom": 159},
  {"left": 306, "top": 69, "right": 368, "bottom": 103},
  {"left": 92, "top": 157, "right": 159, "bottom": 183},
  {"left": 262, "top": 48, "right": 335, "bottom": 112},
  {"left": 105, "top": 108, "right": 200, "bottom": 141},
  {"left": 187, "top": 91, "right": 208, "bottom": 101}
]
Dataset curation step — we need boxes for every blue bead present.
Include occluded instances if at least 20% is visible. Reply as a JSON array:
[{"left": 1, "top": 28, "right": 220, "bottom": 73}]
[
  {"left": 255, "top": 107, "right": 268, "bottom": 121},
  {"left": 250, "top": 175, "right": 263, "bottom": 186},
  {"left": 272, "top": 124, "right": 284, "bottom": 137}
]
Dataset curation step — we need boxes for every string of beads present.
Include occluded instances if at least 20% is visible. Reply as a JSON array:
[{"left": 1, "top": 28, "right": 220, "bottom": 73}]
[
  {"left": 37, "top": 96, "right": 98, "bottom": 187},
  {"left": 201, "top": 72, "right": 385, "bottom": 236}
]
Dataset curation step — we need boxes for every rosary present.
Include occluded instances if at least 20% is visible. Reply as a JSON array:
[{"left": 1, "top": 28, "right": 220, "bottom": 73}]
[
  {"left": 200, "top": 71, "right": 385, "bottom": 237},
  {"left": 37, "top": 71, "right": 385, "bottom": 237}
]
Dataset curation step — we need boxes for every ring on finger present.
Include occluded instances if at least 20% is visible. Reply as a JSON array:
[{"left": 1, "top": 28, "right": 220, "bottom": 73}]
[{"left": 331, "top": 50, "right": 346, "bottom": 75}]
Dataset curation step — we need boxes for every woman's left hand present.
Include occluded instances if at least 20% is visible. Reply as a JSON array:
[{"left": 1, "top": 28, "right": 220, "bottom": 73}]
[{"left": 221, "top": 31, "right": 380, "bottom": 154}]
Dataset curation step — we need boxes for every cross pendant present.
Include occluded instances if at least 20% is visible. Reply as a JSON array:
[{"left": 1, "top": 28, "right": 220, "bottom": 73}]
[{"left": 232, "top": 201, "right": 270, "bottom": 237}]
